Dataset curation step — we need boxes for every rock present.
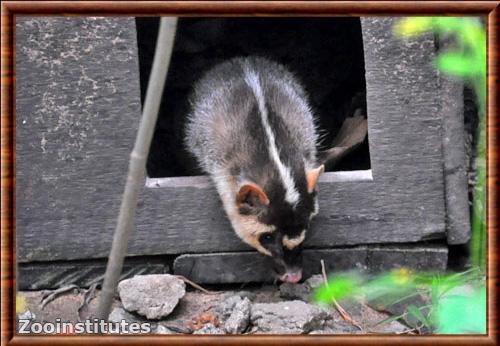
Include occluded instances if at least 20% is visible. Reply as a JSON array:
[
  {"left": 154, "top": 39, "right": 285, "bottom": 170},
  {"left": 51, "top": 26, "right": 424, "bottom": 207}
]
[
  {"left": 349, "top": 299, "right": 410, "bottom": 334},
  {"left": 375, "top": 320, "right": 408, "bottom": 334},
  {"left": 309, "top": 328, "right": 337, "bottom": 334},
  {"left": 279, "top": 274, "right": 324, "bottom": 302},
  {"left": 279, "top": 282, "right": 310, "bottom": 302},
  {"left": 217, "top": 294, "right": 252, "bottom": 333},
  {"left": 155, "top": 324, "right": 176, "bottom": 334},
  {"left": 18, "top": 310, "right": 36, "bottom": 321},
  {"left": 233, "top": 291, "right": 257, "bottom": 301},
  {"left": 306, "top": 275, "right": 325, "bottom": 289},
  {"left": 367, "top": 292, "right": 430, "bottom": 330},
  {"left": 310, "top": 325, "right": 359, "bottom": 334},
  {"left": 217, "top": 295, "right": 245, "bottom": 320},
  {"left": 250, "top": 300, "right": 329, "bottom": 334},
  {"left": 193, "top": 323, "right": 225, "bottom": 334},
  {"left": 108, "top": 306, "right": 142, "bottom": 323},
  {"left": 117, "top": 274, "right": 186, "bottom": 319},
  {"left": 224, "top": 297, "right": 251, "bottom": 334},
  {"left": 309, "top": 302, "right": 408, "bottom": 334}
]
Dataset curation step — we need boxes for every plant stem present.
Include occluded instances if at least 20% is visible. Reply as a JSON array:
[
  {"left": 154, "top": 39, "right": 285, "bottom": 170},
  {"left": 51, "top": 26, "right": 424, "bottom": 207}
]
[
  {"left": 96, "top": 17, "right": 178, "bottom": 322},
  {"left": 320, "top": 259, "right": 363, "bottom": 331}
]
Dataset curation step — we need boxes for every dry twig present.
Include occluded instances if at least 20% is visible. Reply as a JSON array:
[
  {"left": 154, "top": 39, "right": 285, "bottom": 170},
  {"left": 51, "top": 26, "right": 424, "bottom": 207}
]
[
  {"left": 77, "top": 282, "right": 99, "bottom": 321},
  {"left": 175, "top": 275, "right": 222, "bottom": 295},
  {"left": 41, "top": 285, "right": 79, "bottom": 310}
]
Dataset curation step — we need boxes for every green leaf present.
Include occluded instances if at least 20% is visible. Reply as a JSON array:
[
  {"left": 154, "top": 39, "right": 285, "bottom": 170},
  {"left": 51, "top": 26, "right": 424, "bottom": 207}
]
[
  {"left": 16, "top": 294, "right": 26, "bottom": 315},
  {"left": 434, "top": 53, "right": 478, "bottom": 77},
  {"left": 436, "top": 285, "right": 486, "bottom": 334},
  {"left": 389, "top": 291, "right": 422, "bottom": 306},
  {"left": 407, "top": 304, "right": 432, "bottom": 329},
  {"left": 431, "top": 280, "right": 439, "bottom": 305},
  {"left": 394, "top": 17, "right": 433, "bottom": 37},
  {"left": 314, "top": 276, "right": 359, "bottom": 303}
]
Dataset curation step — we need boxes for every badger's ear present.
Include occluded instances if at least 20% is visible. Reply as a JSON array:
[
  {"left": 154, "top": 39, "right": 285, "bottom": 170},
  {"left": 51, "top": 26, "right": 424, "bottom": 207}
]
[
  {"left": 306, "top": 165, "right": 325, "bottom": 193},
  {"left": 236, "top": 183, "right": 269, "bottom": 215}
]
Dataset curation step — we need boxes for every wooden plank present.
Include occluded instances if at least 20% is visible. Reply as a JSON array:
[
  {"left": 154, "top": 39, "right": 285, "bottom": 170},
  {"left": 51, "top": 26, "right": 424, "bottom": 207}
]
[
  {"left": 17, "top": 170, "right": 447, "bottom": 262},
  {"left": 144, "top": 169, "right": 374, "bottom": 188},
  {"left": 173, "top": 245, "right": 448, "bottom": 284},
  {"left": 17, "top": 257, "right": 169, "bottom": 290},
  {"left": 15, "top": 18, "right": 142, "bottom": 262},
  {"left": 439, "top": 37, "right": 471, "bottom": 245}
]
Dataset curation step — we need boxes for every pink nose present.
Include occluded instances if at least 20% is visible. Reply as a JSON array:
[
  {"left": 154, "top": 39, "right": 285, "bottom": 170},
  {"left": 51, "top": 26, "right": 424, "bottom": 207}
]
[{"left": 280, "top": 271, "right": 302, "bottom": 283}]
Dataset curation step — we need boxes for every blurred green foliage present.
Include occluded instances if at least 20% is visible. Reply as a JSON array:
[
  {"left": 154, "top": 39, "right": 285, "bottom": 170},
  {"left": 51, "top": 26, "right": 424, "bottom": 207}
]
[
  {"left": 315, "top": 268, "right": 485, "bottom": 333},
  {"left": 315, "top": 17, "right": 487, "bottom": 334},
  {"left": 436, "top": 284, "right": 486, "bottom": 334},
  {"left": 16, "top": 294, "right": 26, "bottom": 315}
]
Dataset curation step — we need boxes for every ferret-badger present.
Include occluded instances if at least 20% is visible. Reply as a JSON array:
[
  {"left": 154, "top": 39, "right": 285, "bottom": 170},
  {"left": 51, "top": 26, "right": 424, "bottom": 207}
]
[{"left": 185, "top": 57, "right": 324, "bottom": 283}]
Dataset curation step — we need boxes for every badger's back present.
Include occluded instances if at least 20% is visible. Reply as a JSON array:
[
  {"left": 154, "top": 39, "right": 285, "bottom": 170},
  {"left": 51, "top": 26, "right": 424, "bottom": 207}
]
[{"left": 185, "top": 57, "right": 318, "bottom": 189}]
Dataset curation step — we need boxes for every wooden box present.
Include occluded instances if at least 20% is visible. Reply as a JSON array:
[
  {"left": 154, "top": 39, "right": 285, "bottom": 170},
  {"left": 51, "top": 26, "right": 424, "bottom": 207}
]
[{"left": 16, "top": 17, "right": 469, "bottom": 288}]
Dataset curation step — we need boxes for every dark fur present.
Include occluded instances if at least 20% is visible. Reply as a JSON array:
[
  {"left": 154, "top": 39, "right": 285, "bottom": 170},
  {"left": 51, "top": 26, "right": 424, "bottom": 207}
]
[{"left": 185, "top": 57, "right": 320, "bottom": 279}]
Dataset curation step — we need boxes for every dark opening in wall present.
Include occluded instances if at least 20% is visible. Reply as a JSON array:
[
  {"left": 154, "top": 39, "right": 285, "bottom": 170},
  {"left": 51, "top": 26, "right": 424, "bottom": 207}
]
[{"left": 136, "top": 17, "right": 369, "bottom": 178}]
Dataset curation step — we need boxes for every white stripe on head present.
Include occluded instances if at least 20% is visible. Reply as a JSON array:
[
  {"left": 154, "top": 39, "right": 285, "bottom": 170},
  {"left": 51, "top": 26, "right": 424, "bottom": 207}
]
[
  {"left": 283, "top": 230, "right": 306, "bottom": 249},
  {"left": 243, "top": 67, "right": 300, "bottom": 206}
]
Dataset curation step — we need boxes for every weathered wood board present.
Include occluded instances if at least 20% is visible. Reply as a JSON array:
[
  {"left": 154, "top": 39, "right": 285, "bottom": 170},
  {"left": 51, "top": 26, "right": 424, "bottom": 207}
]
[
  {"left": 439, "top": 37, "right": 471, "bottom": 245},
  {"left": 17, "top": 168, "right": 446, "bottom": 261},
  {"left": 15, "top": 18, "right": 142, "bottom": 263},
  {"left": 173, "top": 245, "right": 448, "bottom": 284},
  {"left": 16, "top": 18, "right": 466, "bottom": 270},
  {"left": 18, "top": 258, "right": 169, "bottom": 290},
  {"left": 17, "top": 245, "right": 446, "bottom": 289}
]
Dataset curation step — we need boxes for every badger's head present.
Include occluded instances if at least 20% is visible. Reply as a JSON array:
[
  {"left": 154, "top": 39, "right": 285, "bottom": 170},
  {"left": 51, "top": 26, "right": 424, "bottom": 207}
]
[{"left": 221, "top": 165, "right": 324, "bottom": 283}]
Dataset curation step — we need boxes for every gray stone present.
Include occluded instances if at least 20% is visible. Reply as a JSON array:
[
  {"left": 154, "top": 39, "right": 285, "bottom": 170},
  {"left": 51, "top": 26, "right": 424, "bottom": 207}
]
[
  {"left": 108, "top": 306, "right": 141, "bottom": 323},
  {"left": 306, "top": 275, "right": 325, "bottom": 289},
  {"left": 224, "top": 297, "right": 251, "bottom": 334},
  {"left": 368, "top": 292, "right": 430, "bottom": 330},
  {"left": 155, "top": 324, "right": 176, "bottom": 334},
  {"left": 18, "top": 310, "right": 36, "bottom": 321},
  {"left": 279, "top": 282, "right": 310, "bottom": 302},
  {"left": 117, "top": 274, "right": 186, "bottom": 319},
  {"left": 310, "top": 324, "right": 359, "bottom": 334},
  {"left": 217, "top": 295, "right": 245, "bottom": 320},
  {"left": 280, "top": 274, "right": 324, "bottom": 302},
  {"left": 233, "top": 291, "right": 257, "bottom": 301},
  {"left": 193, "top": 323, "right": 225, "bottom": 334},
  {"left": 250, "top": 300, "right": 329, "bottom": 334},
  {"left": 375, "top": 320, "right": 409, "bottom": 334},
  {"left": 309, "top": 328, "right": 340, "bottom": 334},
  {"left": 309, "top": 301, "right": 408, "bottom": 334}
]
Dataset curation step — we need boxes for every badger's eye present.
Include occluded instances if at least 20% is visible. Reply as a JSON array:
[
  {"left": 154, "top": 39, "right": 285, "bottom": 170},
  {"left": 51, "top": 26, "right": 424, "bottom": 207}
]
[{"left": 260, "top": 233, "right": 275, "bottom": 246}]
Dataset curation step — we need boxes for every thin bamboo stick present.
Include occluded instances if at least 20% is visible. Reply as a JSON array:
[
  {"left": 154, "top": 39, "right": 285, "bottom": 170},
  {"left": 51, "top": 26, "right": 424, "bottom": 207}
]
[{"left": 96, "top": 17, "right": 178, "bottom": 322}]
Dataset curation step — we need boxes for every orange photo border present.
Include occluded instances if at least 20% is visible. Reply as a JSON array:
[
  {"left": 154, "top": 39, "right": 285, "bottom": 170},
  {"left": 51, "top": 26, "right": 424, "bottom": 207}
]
[{"left": 1, "top": 1, "right": 498, "bottom": 345}]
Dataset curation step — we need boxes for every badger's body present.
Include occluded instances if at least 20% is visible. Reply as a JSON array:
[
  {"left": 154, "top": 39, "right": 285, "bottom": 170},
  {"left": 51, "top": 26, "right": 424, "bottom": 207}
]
[{"left": 185, "top": 57, "right": 323, "bottom": 283}]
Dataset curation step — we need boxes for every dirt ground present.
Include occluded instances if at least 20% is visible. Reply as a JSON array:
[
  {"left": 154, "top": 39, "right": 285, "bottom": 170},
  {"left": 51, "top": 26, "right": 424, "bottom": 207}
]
[{"left": 17, "top": 282, "right": 412, "bottom": 335}]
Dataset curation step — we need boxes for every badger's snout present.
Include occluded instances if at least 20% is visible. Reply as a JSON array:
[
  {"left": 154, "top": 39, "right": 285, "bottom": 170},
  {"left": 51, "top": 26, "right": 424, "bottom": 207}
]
[
  {"left": 268, "top": 246, "right": 304, "bottom": 283},
  {"left": 280, "top": 270, "right": 303, "bottom": 283}
]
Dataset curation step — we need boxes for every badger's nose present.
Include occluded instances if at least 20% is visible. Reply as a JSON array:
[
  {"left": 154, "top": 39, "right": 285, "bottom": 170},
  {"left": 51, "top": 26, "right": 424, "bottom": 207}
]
[{"left": 280, "top": 270, "right": 302, "bottom": 283}]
